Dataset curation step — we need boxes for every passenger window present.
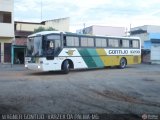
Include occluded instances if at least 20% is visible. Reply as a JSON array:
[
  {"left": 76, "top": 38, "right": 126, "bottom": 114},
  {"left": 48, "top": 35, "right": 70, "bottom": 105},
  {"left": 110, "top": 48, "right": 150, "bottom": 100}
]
[
  {"left": 108, "top": 39, "right": 119, "bottom": 47},
  {"left": 81, "top": 37, "right": 94, "bottom": 47},
  {"left": 130, "top": 40, "right": 139, "bottom": 48},
  {"left": 95, "top": 38, "right": 107, "bottom": 47},
  {"left": 122, "top": 40, "right": 129, "bottom": 48},
  {"left": 132, "top": 40, "right": 139, "bottom": 48},
  {"left": 66, "top": 36, "right": 79, "bottom": 47}
]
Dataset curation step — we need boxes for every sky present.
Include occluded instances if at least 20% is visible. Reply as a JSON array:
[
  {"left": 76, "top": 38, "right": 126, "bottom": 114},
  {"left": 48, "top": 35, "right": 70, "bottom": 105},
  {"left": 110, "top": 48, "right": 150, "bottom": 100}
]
[{"left": 14, "top": 0, "right": 160, "bottom": 32}]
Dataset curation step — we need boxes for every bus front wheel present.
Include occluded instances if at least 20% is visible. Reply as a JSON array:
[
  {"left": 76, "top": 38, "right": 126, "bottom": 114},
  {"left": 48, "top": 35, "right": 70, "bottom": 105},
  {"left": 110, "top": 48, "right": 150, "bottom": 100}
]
[
  {"left": 119, "top": 58, "right": 127, "bottom": 69},
  {"left": 62, "top": 60, "right": 70, "bottom": 74}
]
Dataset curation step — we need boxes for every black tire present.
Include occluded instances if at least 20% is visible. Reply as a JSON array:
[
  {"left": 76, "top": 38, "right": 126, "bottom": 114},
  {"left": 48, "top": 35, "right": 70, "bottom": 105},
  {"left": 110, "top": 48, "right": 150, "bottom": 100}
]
[
  {"left": 62, "top": 60, "right": 70, "bottom": 74},
  {"left": 119, "top": 58, "right": 127, "bottom": 69}
]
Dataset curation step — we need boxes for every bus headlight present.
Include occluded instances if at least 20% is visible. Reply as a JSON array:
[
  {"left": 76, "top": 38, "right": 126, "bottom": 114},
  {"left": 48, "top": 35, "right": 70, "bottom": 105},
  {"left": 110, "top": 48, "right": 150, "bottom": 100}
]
[
  {"left": 38, "top": 65, "right": 41, "bottom": 69},
  {"left": 25, "top": 64, "right": 28, "bottom": 68}
]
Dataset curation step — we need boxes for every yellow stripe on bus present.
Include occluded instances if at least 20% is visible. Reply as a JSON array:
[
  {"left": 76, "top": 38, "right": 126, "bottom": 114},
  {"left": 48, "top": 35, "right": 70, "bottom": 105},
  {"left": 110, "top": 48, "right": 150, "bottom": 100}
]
[{"left": 96, "top": 49, "right": 141, "bottom": 66}]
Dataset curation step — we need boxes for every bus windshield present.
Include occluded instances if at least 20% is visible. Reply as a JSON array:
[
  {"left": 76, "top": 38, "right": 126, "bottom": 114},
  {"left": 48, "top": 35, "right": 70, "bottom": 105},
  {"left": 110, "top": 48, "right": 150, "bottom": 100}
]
[
  {"left": 26, "top": 36, "right": 42, "bottom": 56},
  {"left": 26, "top": 34, "right": 61, "bottom": 57},
  {"left": 45, "top": 34, "right": 61, "bottom": 56}
]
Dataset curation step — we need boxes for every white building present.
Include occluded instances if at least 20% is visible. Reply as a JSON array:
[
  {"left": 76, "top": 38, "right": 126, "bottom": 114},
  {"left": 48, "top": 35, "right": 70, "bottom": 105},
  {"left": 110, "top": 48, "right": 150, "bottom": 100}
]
[
  {"left": 15, "top": 17, "right": 70, "bottom": 32},
  {"left": 130, "top": 25, "right": 160, "bottom": 48},
  {"left": 77, "top": 25, "right": 126, "bottom": 36},
  {"left": 0, "top": 0, "right": 14, "bottom": 63},
  {"left": 130, "top": 25, "right": 160, "bottom": 64}
]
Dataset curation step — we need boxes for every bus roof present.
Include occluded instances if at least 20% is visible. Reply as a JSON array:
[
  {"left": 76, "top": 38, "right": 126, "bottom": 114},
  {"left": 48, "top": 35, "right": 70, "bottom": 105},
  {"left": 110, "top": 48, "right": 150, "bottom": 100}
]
[
  {"left": 28, "top": 31, "right": 140, "bottom": 40},
  {"left": 28, "top": 31, "right": 64, "bottom": 37}
]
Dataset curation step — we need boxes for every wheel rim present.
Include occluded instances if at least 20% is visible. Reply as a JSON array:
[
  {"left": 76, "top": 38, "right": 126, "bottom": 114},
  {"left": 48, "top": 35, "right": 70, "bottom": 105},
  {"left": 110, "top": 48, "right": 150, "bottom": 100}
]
[
  {"left": 67, "top": 63, "right": 69, "bottom": 69},
  {"left": 121, "top": 59, "right": 126, "bottom": 68}
]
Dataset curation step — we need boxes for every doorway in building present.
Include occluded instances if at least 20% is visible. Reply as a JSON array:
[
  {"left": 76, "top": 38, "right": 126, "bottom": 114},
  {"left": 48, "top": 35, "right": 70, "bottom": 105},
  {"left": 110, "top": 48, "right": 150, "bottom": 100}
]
[
  {"left": 4, "top": 43, "right": 11, "bottom": 63},
  {"left": 14, "top": 48, "right": 25, "bottom": 64}
]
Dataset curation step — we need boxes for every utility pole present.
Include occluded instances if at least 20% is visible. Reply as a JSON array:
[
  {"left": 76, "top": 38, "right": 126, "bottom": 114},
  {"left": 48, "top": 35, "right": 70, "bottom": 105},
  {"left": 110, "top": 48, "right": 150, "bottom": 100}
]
[
  {"left": 129, "top": 24, "right": 132, "bottom": 36},
  {"left": 41, "top": 0, "right": 42, "bottom": 21},
  {"left": 83, "top": 23, "right": 85, "bottom": 34}
]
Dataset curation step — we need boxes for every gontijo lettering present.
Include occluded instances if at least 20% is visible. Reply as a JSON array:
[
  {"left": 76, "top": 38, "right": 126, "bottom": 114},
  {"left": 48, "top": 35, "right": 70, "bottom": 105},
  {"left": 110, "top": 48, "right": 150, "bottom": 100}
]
[{"left": 109, "top": 50, "right": 128, "bottom": 55}]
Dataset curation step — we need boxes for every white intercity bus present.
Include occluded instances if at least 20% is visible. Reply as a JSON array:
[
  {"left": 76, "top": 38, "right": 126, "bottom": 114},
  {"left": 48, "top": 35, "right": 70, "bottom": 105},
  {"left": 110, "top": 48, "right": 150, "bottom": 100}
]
[{"left": 25, "top": 31, "right": 141, "bottom": 73}]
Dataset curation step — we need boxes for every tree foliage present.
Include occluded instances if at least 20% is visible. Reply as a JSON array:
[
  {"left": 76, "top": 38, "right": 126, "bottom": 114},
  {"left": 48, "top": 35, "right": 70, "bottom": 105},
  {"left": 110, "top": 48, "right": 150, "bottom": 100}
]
[{"left": 34, "top": 26, "right": 57, "bottom": 33}]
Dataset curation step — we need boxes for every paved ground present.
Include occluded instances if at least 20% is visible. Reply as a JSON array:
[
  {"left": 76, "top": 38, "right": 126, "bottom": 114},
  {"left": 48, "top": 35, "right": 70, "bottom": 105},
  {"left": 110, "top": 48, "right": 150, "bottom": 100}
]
[{"left": 0, "top": 64, "right": 160, "bottom": 115}]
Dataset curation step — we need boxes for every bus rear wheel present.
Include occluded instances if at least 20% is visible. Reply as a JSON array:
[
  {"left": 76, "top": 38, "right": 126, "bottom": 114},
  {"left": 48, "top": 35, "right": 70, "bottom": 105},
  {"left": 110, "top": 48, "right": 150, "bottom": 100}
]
[
  {"left": 119, "top": 58, "right": 127, "bottom": 69},
  {"left": 62, "top": 60, "right": 70, "bottom": 74}
]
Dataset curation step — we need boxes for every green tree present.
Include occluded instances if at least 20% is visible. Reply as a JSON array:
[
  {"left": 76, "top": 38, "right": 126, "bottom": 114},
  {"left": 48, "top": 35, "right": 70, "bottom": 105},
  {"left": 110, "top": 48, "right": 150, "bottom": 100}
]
[{"left": 34, "top": 26, "right": 57, "bottom": 33}]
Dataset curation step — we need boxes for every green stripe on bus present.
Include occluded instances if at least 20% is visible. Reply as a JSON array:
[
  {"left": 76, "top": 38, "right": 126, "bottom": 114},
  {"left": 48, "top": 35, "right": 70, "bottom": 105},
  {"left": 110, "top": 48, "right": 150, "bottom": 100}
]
[
  {"left": 96, "top": 49, "right": 108, "bottom": 66},
  {"left": 87, "top": 49, "right": 104, "bottom": 67},
  {"left": 78, "top": 48, "right": 97, "bottom": 68}
]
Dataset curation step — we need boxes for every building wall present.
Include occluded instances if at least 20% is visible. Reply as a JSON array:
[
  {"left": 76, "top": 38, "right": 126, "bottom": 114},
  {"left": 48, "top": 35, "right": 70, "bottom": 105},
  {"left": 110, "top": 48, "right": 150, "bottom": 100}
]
[
  {"left": 45, "top": 18, "right": 70, "bottom": 32},
  {"left": 143, "top": 33, "right": 160, "bottom": 49},
  {"left": 92, "top": 25, "right": 125, "bottom": 36},
  {"left": 0, "top": 0, "right": 14, "bottom": 37},
  {"left": 131, "top": 25, "right": 160, "bottom": 64},
  {"left": 15, "top": 17, "right": 70, "bottom": 32},
  {"left": 148, "top": 33, "right": 160, "bottom": 39},
  {"left": 82, "top": 26, "right": 93, "bottom": 34},
  {"left": 0, "top": 38, "right": 12, "bottom": 63},
  {"left": 147, "top": 26, "right": 160, "bottom": 33},
  {"left": 131, "top": 25, "right": 160, "bottom": 33},
  {"left": 0, "top": 0, "right": 13, "bottom": 11},
  {"left": 0, "top": 23, "right": 14, "bottom": 37},
  {"left": 79, "top": 25, "right": 126, "bottom": 36},
  {"left": 144, "top": 41, "right": 151, "bottom": 50},
  {"left": 16, "top": 23, "right": 43, "bottom": 32},
  {"left": 151, "top": 43, "right": 160, "bottom": 64},
  {"left": 130, "top": 26, "right": 160, "bottom": 47},
  {"left": 0, "top": 0, "right": 14, "bottom": 63}
]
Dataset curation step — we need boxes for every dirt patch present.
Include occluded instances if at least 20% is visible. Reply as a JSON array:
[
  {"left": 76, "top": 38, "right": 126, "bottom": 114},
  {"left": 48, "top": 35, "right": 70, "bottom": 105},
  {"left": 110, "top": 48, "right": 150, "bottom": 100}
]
[
  {"left": 91, "top": 89, "right": 143, "bottom": 104},
  {"left": 91, "top": 89, "right": 160, "bottom": 108},
  {"left": 142, "top": 78, "right": 155, "bottom": 82}
]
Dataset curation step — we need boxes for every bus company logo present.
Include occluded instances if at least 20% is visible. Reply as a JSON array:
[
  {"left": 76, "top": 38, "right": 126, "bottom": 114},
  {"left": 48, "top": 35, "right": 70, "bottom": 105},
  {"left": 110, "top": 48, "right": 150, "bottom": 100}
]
[
  {"left": 108, "top": 50, "right": 128, "bottom": 55},
  {"left": 142, "top": 114, "right": 148, "bottom": 120},
  {"left": 66, "top": 50, "right": 75, "bottom": 56}
]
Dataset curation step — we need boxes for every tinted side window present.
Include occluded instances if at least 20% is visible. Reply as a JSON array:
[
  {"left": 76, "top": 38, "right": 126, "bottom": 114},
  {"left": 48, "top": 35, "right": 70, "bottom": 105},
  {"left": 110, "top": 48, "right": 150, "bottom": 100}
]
[
  {"left": 130, "top": 40, "right": 139, "bottom": 48},
  {"left": 122, "top": 40, "right": 129, "bottom": 48},
  {"left": 66, "top": 36, "right": 79, "bottom": 47},
  {"left": 81, "top": 37, "right": 94, "bottom": 47},
  {"left": 95, "top": 38, "right": 107, "bottom": 47},
  {"left": 132, "top": 40, "right": 139, "bottom": 48},
  {"left": 108, "top": 39, "right": 119, "bottom": 47}
]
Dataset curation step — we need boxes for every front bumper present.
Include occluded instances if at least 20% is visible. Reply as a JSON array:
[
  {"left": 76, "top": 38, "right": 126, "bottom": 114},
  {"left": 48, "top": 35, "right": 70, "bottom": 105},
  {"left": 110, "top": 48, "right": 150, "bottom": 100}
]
[{"left": 25, "top": 63, "right": 42, "bottom": 71}]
